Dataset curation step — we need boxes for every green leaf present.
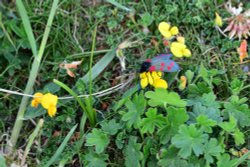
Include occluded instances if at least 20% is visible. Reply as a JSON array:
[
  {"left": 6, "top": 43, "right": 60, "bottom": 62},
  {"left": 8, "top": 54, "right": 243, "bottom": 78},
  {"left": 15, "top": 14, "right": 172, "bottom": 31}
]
[
  {"left": 189, "top": 102, "right": 222, "bottom": 123},
  {"left": 121, "top": 92, "right": 146, "bottom": 128},
  {"left": 106, "top": 0, "right": 132, "bottom": 12},
  {"left": 0, "top": 154, "right": 7, "bottom": 167},
  {"left": 145, "top": 88, "right": 186, "bottom": 108},
  {"left": 198, "top": 63, "right": 209, "bottom": 85},
  {"left": 139, "top": 12, "right": 154, "bottom": 26},
  {"left": 43, "top": 82, "right": 60, "bottom": 93},
  {"left": 171, "top": 124, "right": 208, "bottom": 158},
  {"left": 229, "top": 78, "right": 244, "bottom": 95},
  {"left": 219, "top": 115, "right": 237, "bottom": 133},
  {"left": 85, "top": 129, "right": 110, "bottom": 153},
  {"left": 216, "top": 154, "right": 237, "bottom": 167},
  {"left": 101, "top": 119, "right": 122, "bottom": 135},
  {"left": 204, "top": 138, "right": 222, "bottom": 164},
  {"left": 158, "top": 107, "right": 189, "bottom": 144},
  {"left": 223, "top": 95, "right": 250, "bottom": 128},
  {"left": 185, "top": 70, "right": 194, "bottom": 84},
  {"left": 140, "top": 108, "right": 166, "bottom": 134},
  {"left": 196, "top": 115, "right": 217, "bottom": 133},
  {"left": 84, "top": 149, "right": 109, "bottom": 167},
  {"left": 233, "top": 128, "right": 245, "bottom": 146},
  {"left": 124, "top": 136, "right": 143, "bottom": 167}
]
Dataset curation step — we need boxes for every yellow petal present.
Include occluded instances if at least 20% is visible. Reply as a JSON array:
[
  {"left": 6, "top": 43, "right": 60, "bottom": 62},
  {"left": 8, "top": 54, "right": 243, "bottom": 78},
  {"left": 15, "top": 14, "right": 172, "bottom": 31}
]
[
  {"left": 48, "top": 106, "right": 57, "bottom": 117},
  {"left": 41, "top": 93, "right": 58, "bottom": 109},
  {"left": 157, "top": 72, "right": 163, "bottom": 77},
  {"left": 171, "top": 42, "right": 186, "bottom": 49},
  {"left": 170, "top": 46, "right": 183, "bottom": 58},
  {"left": 183, "top": 49, "right": 191, "bottom": 57},
  {"left": 215, "top": 12, "right": 223, "bottom": 27},
  {"left": 31, "top": 100, "right": 39, "bottom": 108},
  {"left": 151, "top": 71, "right": 161, "bottom": 80},
  {"left": 140, "top": 72, "right": 147, "bottom": 79},
  {"left": 170, "top": 26, "right": 179, "bottom": 35},
  {"left": 177, "top": 36, "right": 185, "bottom": 44},
  {"left": 161, "top": 31, "right": 172, "bottom": 39},
  {"left": 153, "top": 79, "right": 168, "bottom": 89},
  {"left": 158, "top": 22, "right": 170, "bottom": 33},
  {"left": 140, "top": 78, "right": 148, "bottom": 89},
  {"left": 146, "top": 72, "right": 154, "bottom": 85}
]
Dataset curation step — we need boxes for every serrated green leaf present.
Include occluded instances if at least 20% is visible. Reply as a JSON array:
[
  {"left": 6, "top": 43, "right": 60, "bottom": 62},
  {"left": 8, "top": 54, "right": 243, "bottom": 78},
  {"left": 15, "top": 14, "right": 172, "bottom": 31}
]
[
  {"left": 196, "top": 115, "right": 217, "bottom": 133},
  {"left": 158, "top": 107, "right": 189, "bottom": 144},
  {"left": 145, "top": 88, "right": 186, "bottom": 108},
  {"left": 85, "top": 129, "right": 110, "bottom": 153},
  {"left": 204, "top": 138, "right": 222, "bottom": 164},
  {"left": 139, "top": 12, "right": 154, "bottom": 26},
  {"left": 171, "top": 124, "right": 208, "bottom": 158},
  {"left": 101, "top": 119, "right": 122, "bottom": 135},
  {"left": 219, "top": 115, "right": 237, "bottom": 133},
  {"left": 84, "top": 149, "right": 109, "bottom": 167},
  {"left": 199, "top": 63, "right": 209, "bottom": 85},
  {"left": 140, "top": 108, "right": 166, "bottom": 134},
  {"left": 233, "top": 128, "right": 245, "bottom": 146},
  {"left": 121, "top": 92, "right": 146, "bottom": 128},
  {"left": 124, "top": 136, "right": 143, "bottom": 167},
  {"left": 216, "top": 154, "right": 238, "bottom": 167}
]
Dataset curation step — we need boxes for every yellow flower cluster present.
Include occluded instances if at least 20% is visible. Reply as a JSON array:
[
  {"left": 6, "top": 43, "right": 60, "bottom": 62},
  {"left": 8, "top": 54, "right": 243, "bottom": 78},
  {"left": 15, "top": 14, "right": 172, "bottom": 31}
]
[
  {"left": 140, "top": 71, "right": 168, "bottom": 89},
  {"left": 158, "top": 21, "right": 191, "bottom": 58},
  {"left": 31, "top": 92, "right": 58, "bottom": 117}
]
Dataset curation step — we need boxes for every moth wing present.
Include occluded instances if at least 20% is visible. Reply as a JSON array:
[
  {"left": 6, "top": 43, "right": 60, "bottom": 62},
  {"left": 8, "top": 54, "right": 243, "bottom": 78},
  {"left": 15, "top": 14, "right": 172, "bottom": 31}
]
[
  {"left": 151, "top": 59, "right": 180, "bottom": 72},
  {"left": 152, "top": 53, "right": 172, "bottom": 62}
]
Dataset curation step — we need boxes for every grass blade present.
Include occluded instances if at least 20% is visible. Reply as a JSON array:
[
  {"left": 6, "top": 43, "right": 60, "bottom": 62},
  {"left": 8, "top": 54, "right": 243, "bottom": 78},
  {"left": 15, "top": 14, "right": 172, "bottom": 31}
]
[
  {"left": 106, "top": 0, "right": 132, "bottom": 12},
  {"left": 16, "top": 0, "right": 37, "bottom": 56},
  {"left": 78, "top": 48, "right": 116, "bottom": 83},
  {"left": 44, "top": 124, "right": 78, "bottom": 167}
]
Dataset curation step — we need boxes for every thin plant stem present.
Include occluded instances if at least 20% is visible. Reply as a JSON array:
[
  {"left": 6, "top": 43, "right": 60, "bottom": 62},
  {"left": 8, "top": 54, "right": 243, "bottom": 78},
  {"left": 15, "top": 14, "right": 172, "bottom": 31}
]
[{"left": 9, "top": 0, "right": 59, "bottom": 149}]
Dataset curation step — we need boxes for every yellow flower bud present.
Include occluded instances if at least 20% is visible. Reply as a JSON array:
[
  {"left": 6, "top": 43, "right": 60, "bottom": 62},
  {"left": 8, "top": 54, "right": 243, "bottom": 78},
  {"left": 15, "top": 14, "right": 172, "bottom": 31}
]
[
  {"left": 215, "top": 12, "right": 223, "bottom": 27},
  {"left": 177, "top": 36, "right": 185, "bottom": 44},
  {"left": 31, "top": 92, "right": 43, "bottom": 108}
]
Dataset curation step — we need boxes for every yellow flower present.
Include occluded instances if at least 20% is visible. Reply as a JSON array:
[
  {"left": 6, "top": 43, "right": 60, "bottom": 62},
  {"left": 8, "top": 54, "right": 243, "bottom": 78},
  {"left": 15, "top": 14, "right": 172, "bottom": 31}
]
[
  {"left": 177, "top": 36, "right": 185, "bottom": 44},
  {"left": 170, "top": 42, "right": 191, "bottom": 58},
  {"left": 179, "top": 76, "right": 187, "bottom": 90},
  {"left": 153, "top": 78, "right": 168, "bottom": 89},
  {"left": 215, "top": 12, "right": 223, "bottom": 27},
  {"left": 158, "top": 22, "right": 179, "bottom": 39},
  {"left": 139, "top": 72, "right": 168, "bottom": 89},
  {"left": 41, "top": 93, "right": 58, "bottom": 117},
  {"left": 31, "top": 92, "right": 44, "bottom": 108}
]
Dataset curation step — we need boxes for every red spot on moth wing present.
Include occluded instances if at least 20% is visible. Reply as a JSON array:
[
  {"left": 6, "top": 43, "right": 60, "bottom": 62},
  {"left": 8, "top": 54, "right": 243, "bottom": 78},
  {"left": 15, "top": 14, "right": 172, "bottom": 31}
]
[
  {"left": 146, "top": 59, "right": 152, "bottom": 62},
  {"left": 170, "top": 62, "right": 174, "bottom": 67},
  {"left": 149, "top": 66, "right": 156, "bottom": 71},
  {"left": 160, "top": 67, "right": 164, "bottom": 71},
  {"left": 161, "top": 62, "right": 165, "bottom": 66},
  {"left": 167, "top": 66, "right": 172, "bottom": 71}
]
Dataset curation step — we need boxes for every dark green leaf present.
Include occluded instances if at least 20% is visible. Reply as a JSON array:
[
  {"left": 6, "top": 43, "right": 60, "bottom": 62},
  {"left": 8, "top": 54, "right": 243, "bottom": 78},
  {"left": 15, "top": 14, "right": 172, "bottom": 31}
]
[
  {"left": 171, "top": 124, "right": 208, "bottom": 158},
  {"left": 140, "top": 108, "right": 166, "bottom": 134},
  {"left": 216, "top": 154, "right": 237, "bottom": 167},
  {"left": 124, "top": 136, "right": 143, "bottom": 167},
  {"left": 219, "top": 115, "right": 237, "bottom": 133},
  {"left": 204, "top": 138, "right": 222, "bottom": 164},
  {"left": 101, "top": 119, "right": 122, "bottom": 135},
  {"left": 196, "top": 115, "right": 217, "bottom": 133},
  {"left": 85, "top": 129, "right": 110, "bottom": 153},
  {"left": 233, "top": 128, "right": 245, "bottom": 146},
  {"left": 84, "top": 149, "right": 108, "bottom": 167}
]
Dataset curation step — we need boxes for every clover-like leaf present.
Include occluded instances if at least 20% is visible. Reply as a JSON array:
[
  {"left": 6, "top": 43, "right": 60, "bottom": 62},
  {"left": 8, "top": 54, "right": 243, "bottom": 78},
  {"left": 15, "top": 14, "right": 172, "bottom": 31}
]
[
  {"left": 85, "top": 129, "right": 110, "bottom": 153},
  {"left": 204, "top": 138, "right": 223, "bottom": 164},
  {"left": 140, "top": 108, "right": 166, "bottom": 134},
  {"left": 121, "top": 92, "right": 146, "bottom": 128},
  {"left": 171, "top": 124, "right": 208, "bottom": 158},
  {"left": 233, "top": 128, "right": 245, "bottom": 146},
  {"left": 145, "top": 88, "right": 186, "bottom": 107},
  {"left": 219, "top": 115, "right": 237, "bottom": 133},
  {"left": 124, "top": 136, "right": 143, "bottom": 167},
  {"left": 158, "top": 107, "right": 189, "bottom": 144},
  {"left": 101, "top": 119, "right": 122, "bottom": 135},
  {"left": 84, "top": 149, "right": 109, "bottom": 167},
  {"left": 216, "top": 154, "right": 237, "bottom": 167},
  {"left": 196, "top": 115, "right": 217, "bottom": 133}
]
